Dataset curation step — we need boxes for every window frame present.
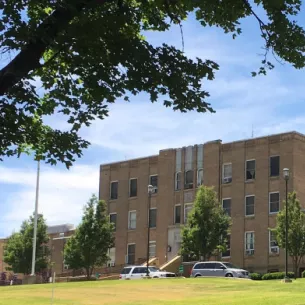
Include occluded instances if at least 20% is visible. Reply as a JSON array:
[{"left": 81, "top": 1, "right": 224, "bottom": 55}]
[
  {"left": 222, "top": 198, "right": 231, "bottom": 216},
  {"left": 270, "top": 155, "right": 280, "bottom": 177},
  {"left": 126, "top": 243, "right": 136, "bottom": 265},
  {"left": 269, "top": 192, "right": 280, "bottom": 214},
  {"left": 184, "top": 170, "right": 194, "bottom": 189},
  {"left": 109, "top": 213, "right": 117, "bottom": 231},
  {"left": 110, "top": 180, "right": 118, "bottom": 200},
  {"left": 245, "top": 159, "right": 256, "bottom": 181},
  {"left": 149, "top": 175, "right": 158, "bottom": 193},
  {"left": 184, "top": 203, "right": 193, "bottom": 223},
  {"left": 197, "top": 168, "right": 204, "bottom": 187},
  {"left": 175, "top": 172, "right": 182, "bottom": 191},
  {"left": 222, "top": 163, "right": 232, "bottom": 183},
  {"left": 245, "top": 195, "right": 255, "bottom": 217},
  {"left": 174, "top": 204, "right": 181, "bottom": 224},
  {"left": 128, "top": 210, "right": 137, "bottom": 230},
  {"left": 149, "top": 241, "right": 156, "bottom": 258},
  {"left": 129, "top": 178, "right": 138, "bottom": 197},
  {"left": 269, "top": 230, "right": 279, "bottom": 254},
  {"left": 245, "top": 231, "right": 255, "bottom": 251},
  {"left": 148, "top": 208, "right": 157, "bottom": 228}
]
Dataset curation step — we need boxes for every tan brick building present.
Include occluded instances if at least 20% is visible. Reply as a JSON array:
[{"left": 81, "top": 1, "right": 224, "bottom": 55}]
[{"left": 99, "top": 131, "right": 305, "bottom": 276}]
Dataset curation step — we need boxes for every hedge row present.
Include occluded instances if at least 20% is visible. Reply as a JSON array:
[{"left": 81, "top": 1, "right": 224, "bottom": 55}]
[{"left": 250, "top": 272, "right": 294, "bottom": 281}]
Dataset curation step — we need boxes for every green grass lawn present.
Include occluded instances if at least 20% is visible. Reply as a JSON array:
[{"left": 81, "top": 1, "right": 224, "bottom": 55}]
[{"left": 0, "top": 278, "right": 304, "bottom": 305}]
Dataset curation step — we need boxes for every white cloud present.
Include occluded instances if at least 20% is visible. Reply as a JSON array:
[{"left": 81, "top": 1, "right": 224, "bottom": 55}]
[{"left": 0, "top": 164, "right": 99, "bottom": 237}]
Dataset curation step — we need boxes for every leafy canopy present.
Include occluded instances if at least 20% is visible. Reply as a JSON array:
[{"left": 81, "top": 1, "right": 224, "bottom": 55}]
[
  {"left": 3, "top": 214, "right": 49, "bottom": 274},
  {"left": 274, "top": 191, "right": 305, "bottom": 277},
  {"left": 1, "top": 0, "right": 305, "bottom": 167},
  {"left": 64, "top": 195, "right": 114, "bottom": 279},
  {"left": 181, "top": 186, "right": 231, "bottom": 261}
]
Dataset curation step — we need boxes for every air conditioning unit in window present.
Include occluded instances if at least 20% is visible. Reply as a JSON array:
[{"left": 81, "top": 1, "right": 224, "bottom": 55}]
[
  {"left": 270, "top": 246, "right": 279, "bottom": 254},
  {"left": 223, "top": 177, "right": 232, "bottom": 184},
  {"left": 246, "top": 249, "right": 254, "bottom": 256}
]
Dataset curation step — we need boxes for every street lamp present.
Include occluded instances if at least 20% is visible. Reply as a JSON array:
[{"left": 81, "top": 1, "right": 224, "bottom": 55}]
[
  {"left": 146, "top": 185, "right": 154, "bottom": 277},
  {"left": 283, "top": 168, "right": 291, "bottom": 282}
]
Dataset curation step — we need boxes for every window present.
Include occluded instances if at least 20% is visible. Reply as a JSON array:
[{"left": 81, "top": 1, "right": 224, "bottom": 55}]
[
  {"left": 222, "top": 198, "right": 231, "bottom": 216},
  {"left": 132, "top": 267, "right": 147, "bottom": 274},
  {"left": 110, "top": 181, "right": 118, "bottom": 200},
  {"left": 128, "top": 211, "right": 136, "bottom": 230},
  {"left": 184, "top": 170, "right": 194, "bottom": 189},
  {"left": 222, "top": 163, "right": 232, "bottom": 183},
  {"left": 245, "top": 195, "right": 255, "bottom": 216},
  {"left": 197, "top": 169, "right": 203, "bottom": 187},
  {"left": 246, "top": 160, "right": 256, "bottom": 180},
  {"left": 175, "top": 172, "right": 182, "bottom": 190},
  {"left": 149, "top": 208, "right": 157, "bottom": 228},
  {"left": 109, "top": 213, "right": 117, "bottom": 231},
  {"left": 194, "top": 263, "right": 206, "bottom": 270},
  {"left": 149, "top": 241, "right": 156, "bottom": 258},
  {"left": 269, "top": 192, "right": 280, "bottom": 214},
  {"left": 107, "top": 247, "right": 116, "bottom": 266},
  {"left": 149, "top": 175, "right": 158, "bottom": 193},
  {"left": 245, "top": 232, "right": 255, "bottom": 254},
  {"left": 269, "top": 230, "right": 279, "bottom": 254},
  {"left": 129, "top": 178, "right": 137, "bottom": 197},
  {"left": 174, "top": 205, "right": 181, "bottom": 224},
  {"left": 127, "top": 244, "right": 135, "bottom": 265},
  {"left": 184, "top": 203, "right": 193, "bottom": 223},
  {"left": 270, "top": 156, "right": 280, "bottom": 177},
  {"left": 222, "top": 234, "right": 231, "bottom": 258}
]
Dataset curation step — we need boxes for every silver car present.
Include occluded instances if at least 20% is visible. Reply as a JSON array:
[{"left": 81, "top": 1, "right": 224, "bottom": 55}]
[{"left": 190, "top": 261, "right": 249, "bottom": 278}]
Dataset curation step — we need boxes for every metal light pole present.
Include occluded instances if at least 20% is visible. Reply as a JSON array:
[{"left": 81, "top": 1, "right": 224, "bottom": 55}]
[
  {"left": 31, "top": 160, "right": 41, "bottom": 276},
  {"left": 146, "top": 185, "right": 154, "bottom": 277},
  {"left": 283, "top": 168, "right": 290, "bottom": 282}
]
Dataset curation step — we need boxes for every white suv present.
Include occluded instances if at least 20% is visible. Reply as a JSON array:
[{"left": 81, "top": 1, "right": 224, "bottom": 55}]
[{"left": 119, "top": 266, "right": 176, "bottom": 280}]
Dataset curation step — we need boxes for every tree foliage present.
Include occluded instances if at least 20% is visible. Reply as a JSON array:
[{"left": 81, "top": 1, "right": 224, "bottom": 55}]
[
  {"left": 180, "top": 186, "right": 231, "bottom": 261},
  {"left": 3, "top": 214, "right": 49, "bottom": 274},
  {"left": 274, "top": 191, "right": 305, "bottom": 278},
  {"left": 64, "top": 195, "right": 114, "bottom": 279},
  {"left": 1, "top": 0, "right": 305, "bottom": 166}
]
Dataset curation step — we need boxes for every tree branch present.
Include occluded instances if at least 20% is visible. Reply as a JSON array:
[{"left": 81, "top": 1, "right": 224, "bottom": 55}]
[{"left": 0, "top": 0, "right": 110, "bottom": 96}]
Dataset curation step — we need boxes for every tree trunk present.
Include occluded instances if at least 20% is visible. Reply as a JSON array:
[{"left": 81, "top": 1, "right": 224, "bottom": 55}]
[
  {"left": 86, "top": 268, "right": 91, "bottom": 280},
  {"left": 0, "top": 0, "right": 108, "bottom": 95}
]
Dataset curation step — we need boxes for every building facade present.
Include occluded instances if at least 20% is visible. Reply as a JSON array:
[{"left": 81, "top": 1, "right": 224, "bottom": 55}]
[{"left": 99, "top": 131, "right": 305, "bottom": 275}]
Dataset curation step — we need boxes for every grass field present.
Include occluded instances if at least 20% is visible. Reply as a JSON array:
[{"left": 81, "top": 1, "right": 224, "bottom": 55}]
[{"left": 0, "top": 278, "right": 304, "bottom": 305}]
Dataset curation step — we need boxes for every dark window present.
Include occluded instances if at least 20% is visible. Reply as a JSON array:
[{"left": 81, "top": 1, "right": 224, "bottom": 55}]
[
  {"left": 194, "top": 263, "right": 206, "bottom": 270},
  {"left": 269, "top": 192, "right": 280, "bottom": 213},
  {"left": 175, "top": 172, "right": 182, "bottom": 190},
  {"left": 205, "top": 262, "right": 216, "bottom": 269},
  {"left": 270, "top": 156, "right": 280, "bottom": 177},
  {"left": 109, "top": 213, "right": 117, "bottom": 231},
  {"left": 149, "top": 209, "right": 157, "bottom": 228},
  {"left": 222, "top": 235, "right": 231, "bottom": 257},
  {"left": 214, "top": 263, "right": 224, "bottom": 269},
  {"left": 150, "top": 175, "right": 158, "bottom": 193},
  {"left": 129, "top": 178, "right": 137, "bottom": 197},
  {"left": 110, "top": 181, "right": 118, "bottom": 200},
  {"left": 132, "top": 267, "right": 146, "bottom": 274},
  {"left": 121, "top": 267, "right": 132, "bottom": 275},
  {"left": 246, "top": 160, "right": 256, "bottom": 180},
  {"left": 245, "top": 196, "right": 255, "bottom": 216},
  {"left": 127, "top": 244, "right": 135, "bottom": 265},
  {"left": 222, "top": 199, "right": 231, "bottom": 216},
  {"left": 184, "top": 170, "right": 194, "bottom": 189},
  {"left": 174, "top": 205, "right": 181, "bottom": 224}
]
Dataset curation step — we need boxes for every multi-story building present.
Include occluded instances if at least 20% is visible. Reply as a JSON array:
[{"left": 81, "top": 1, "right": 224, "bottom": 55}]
[{"left": 99, "top": 131, "right": 305, "bottom": 275}]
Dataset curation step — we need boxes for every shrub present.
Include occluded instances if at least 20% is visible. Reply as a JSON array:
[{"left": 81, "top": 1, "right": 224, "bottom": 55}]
[
  {"left": 262, "top": 272, "right": 294, "bottom": 280},
  {"left": 250, "top": 273, "right": 262, "bottom": 280},
  {"left": 68, "top": 277, "right": 97, "bottom": 282},
  {"left": 302, "top": 270, "right": 305, "bottom": 278}
]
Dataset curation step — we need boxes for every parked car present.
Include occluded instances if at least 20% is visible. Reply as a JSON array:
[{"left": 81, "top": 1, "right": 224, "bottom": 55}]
[
  {"left": 119, "top": 266, "right": 176, "bottom": 280},
  {"left": 190, "top": 261, "right": 249, "bottom": 278}
]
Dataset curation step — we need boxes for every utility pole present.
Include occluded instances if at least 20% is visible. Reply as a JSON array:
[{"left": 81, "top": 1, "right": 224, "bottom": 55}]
[{"left": 31, "top": 160, "right": 41, "bottom": 276}]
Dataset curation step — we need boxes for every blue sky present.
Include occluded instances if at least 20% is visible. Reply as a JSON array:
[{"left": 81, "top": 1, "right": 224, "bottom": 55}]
[{"left": 1, "top": 9, "right": 305, "bottom": 237}]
